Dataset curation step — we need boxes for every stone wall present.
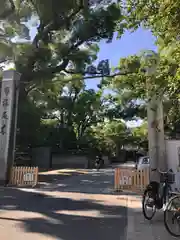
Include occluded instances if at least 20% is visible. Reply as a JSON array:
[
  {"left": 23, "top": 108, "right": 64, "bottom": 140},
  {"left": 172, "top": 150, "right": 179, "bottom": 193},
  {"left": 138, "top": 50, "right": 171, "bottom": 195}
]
[
  {"left": 15, "top": 146, "right": 112, "bottom": 169},
  {"left": 30, "top": 147, "right": 110, "bottom": 169},
  {"left": 31, "top": 147, "right": 52, "bottom": 169},
  {"left": 52, "top": 154, "right": 88, "bottom": 169},
  {"left": 52, "top": 154, "right": 110, "bottom": 169}
]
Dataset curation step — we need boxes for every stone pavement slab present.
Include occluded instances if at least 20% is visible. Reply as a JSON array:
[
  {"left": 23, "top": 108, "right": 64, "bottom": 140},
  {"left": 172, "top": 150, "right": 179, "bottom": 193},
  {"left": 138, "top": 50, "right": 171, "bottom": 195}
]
[
  {"left": 126, "top": 195, "right": 176, "bottom": 240},
  {"left": 0, "top": 169, "right": 127, "bottom": 240}
]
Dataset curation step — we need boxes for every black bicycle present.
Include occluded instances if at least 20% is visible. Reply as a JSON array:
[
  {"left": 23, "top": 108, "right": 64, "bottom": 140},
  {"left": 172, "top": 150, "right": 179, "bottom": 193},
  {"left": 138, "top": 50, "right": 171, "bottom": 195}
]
[
  {"left": 142, "top": 168, "right": 174, "bottom": 220},
  {"left": 164, "top": 193, "right": 180, "bottom": 237}
]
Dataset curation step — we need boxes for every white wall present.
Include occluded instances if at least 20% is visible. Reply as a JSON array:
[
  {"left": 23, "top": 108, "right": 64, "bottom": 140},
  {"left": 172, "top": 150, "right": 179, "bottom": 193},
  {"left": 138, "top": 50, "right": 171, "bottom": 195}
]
[
  {"left": 165, "top": 140, "right": 180, "bottom": 191},
  {"left": 165, "top": 140, "right": 180, "bottom": 171}
]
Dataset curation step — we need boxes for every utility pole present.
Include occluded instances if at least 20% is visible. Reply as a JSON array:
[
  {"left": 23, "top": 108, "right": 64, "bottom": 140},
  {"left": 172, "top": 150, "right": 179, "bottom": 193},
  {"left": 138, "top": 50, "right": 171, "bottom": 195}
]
[
  {"left": 144, "top": 52, "right": 167, "bottom": 181},
  {"left": 0, "top": 70, "right": 21, "bottom": 185}
]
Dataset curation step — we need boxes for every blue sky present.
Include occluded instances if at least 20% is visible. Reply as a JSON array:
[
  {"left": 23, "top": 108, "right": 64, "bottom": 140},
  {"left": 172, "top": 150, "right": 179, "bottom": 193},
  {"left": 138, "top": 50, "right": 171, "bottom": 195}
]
[
  {"left": 29, "top": 25, "right": 157, "bottom": 127},
  {"left": 30, "top": 26, "right": 157, "bottom": 92},
  {"left": 86, "top": 27, "right": 157, "bottom": 89},
  {"left": 90, "top": 27, "right": 157, "bottom": 127},
  {"left": 29, "top": 26, "right": 157, "bottom": 91}
]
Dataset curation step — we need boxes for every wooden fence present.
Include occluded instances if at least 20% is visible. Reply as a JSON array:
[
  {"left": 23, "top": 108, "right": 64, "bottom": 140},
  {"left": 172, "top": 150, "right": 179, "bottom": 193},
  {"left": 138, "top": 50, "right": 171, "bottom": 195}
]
[
  {"left": 10, "top": 166, "right": 38, "bottom": 187},
  {"left": 114, "top": 168, "right": 150, "bottom": 193}
]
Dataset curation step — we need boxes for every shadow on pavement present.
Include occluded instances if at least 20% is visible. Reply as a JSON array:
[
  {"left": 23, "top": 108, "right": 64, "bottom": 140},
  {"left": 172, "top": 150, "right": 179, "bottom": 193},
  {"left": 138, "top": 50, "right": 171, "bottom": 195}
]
[
  {"left": 0, "top": 187, "right": 127, "bottom": 240},
  {"left": 38, "top": 169, "right": 88, "bottom": 184},
  {"left": 38, "top": 169, "right": 115, "bottom": 195}
]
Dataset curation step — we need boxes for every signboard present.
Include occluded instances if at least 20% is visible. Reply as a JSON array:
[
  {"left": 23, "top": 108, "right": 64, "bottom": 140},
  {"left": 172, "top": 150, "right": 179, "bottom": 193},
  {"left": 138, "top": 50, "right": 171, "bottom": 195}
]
[
  {"left": 120, "top": 176, "right": 132, "bottom": 185},
  {"left": 23, "top": 173, "right": 34, "bottom": 182},
  {"left": 0, "top": 86, "right": 10, "bottom": 135}
]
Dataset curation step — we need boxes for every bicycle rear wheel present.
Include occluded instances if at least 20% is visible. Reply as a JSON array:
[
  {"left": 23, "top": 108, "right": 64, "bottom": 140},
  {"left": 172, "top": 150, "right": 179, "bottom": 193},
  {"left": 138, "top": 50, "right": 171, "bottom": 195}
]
[
  {"left": 142, "top": 188, "right": 156, "bottom": 220},
  {"left": 164, "top": 195, "right": 180, "bottom": 237}
]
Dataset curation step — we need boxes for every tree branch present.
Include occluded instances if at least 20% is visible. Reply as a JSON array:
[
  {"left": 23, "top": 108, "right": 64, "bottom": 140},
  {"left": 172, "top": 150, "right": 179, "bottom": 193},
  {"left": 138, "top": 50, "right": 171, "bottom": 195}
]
[
  {"left": 0, "top": 0, "right": 15, "bottom": 19},
  {"left": 21, "top": 4, "right": 83, "bottom": 82},
  {"left": 32, "top": 6, "right": 83, "bottom": 47},
  {"left": 24, "top": 71, "right": 137, "bottom": 90},
  {"left": 64, "top": 71, "right": 137, "bottom": 80},
  {"left": 26, "top": 83, "right": 37, "bottom": 94},
  {"left": 31, "top": 40, "right": 84, "bottom": 80}
]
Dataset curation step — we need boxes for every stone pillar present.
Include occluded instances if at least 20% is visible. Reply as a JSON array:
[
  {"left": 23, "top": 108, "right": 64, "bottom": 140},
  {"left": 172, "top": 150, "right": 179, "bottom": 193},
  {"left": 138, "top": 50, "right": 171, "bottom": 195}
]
[
  {"left": 147, "top": 96, "right": 158, "bottom": 171},
  {"left": 146, "top": 62, "right": 167, "bottom": 181},
  {"left": 0, "top": 70, "right": 21, "bottom": 184},
  {"left": 147, "top": 96, "right": 167, "bottom": 181},
  {"left": 156, "top": 99, "right": 167, "bottom": 171}
]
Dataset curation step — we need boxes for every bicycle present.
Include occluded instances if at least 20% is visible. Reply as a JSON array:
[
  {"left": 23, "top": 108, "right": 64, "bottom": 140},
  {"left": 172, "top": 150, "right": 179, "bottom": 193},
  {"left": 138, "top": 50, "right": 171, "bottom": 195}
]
[
  {"left": 142, "top": 168, "right": 174, "bottom": 220},
  {"left": 164, "top": 192, "right": 180, "bottom": 237}
]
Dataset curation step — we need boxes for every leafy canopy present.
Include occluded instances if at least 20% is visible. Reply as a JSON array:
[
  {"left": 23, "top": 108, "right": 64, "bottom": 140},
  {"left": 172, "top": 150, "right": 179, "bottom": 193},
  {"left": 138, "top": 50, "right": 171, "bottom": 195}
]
[{"left": 0, "top": 0, "right": 126, "bottom": 84}]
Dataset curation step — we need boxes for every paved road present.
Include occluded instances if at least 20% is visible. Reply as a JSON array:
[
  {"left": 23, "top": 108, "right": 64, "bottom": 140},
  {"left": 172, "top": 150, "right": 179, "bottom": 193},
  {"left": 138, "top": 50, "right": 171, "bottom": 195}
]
[
  {"left": 41, "top": 168, "right": 115, "bottom": 193},
  {"left": 0, "top": 168, "right": 127, "bottom": 240}
]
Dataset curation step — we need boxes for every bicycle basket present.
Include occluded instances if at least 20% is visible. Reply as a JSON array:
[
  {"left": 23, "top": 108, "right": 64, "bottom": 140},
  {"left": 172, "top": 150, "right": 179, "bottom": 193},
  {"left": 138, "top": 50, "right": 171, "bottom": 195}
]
[{"left": 160, "top": 172, "right": 175, "bottom": 184}]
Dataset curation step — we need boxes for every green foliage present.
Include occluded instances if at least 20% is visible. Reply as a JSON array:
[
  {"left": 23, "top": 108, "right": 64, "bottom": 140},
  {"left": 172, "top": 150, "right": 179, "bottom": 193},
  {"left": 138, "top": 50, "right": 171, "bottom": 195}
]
[
  {"left": 73, "top": 89, "right": 103, "bottom": 140},
  {"left": 110, "top": 52, "right": 180, "bottom": 101},
  {"left": 89, "top": 120, "right": 129, "bottom": 154},
  {"left": 123, "top": 0, "right": 180, "bottom": 66},
  {"left": 124, "top": 0, "right": 180, "bottom": 43},
  {"left": 7, "top": 0, "right": 180, "bottom": 154},
  {"left": 0, "top": 0, "right": 126, "bottom": 84},
  {"left": 16, "top": 95, "right": 43, "bottom": 148},
  {"left": 131, "top": 122, "right": 148, "bottom": 149}
]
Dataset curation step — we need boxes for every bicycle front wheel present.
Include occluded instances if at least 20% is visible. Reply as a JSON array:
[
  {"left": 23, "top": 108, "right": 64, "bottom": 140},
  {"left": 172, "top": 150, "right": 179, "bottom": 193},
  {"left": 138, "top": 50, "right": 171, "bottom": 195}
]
[
  {"left": 164, "top": 195, "right": 180, "bottom": 237},
  {"left": 142, "top": 188, "right": 156, "bottom": 220}
]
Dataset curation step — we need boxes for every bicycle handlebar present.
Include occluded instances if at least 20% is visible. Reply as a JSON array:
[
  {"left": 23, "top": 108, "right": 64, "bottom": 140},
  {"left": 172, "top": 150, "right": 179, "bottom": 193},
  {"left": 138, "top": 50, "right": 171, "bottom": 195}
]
[{"left": 151, "top": 168, "right": 173, "bottom": 174}]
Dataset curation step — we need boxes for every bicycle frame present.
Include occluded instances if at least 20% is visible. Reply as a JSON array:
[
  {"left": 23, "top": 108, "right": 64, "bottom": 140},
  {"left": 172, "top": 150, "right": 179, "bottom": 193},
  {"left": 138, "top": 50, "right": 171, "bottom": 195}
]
[
  {"left": 150, "top": 168, "right": 173, "bottom": 207},
  {"left": 158, "top": 179, "right": 172, "bottom": 210},
  {"left": 142, "top": 169, "right": 174, "bottom": 221}
]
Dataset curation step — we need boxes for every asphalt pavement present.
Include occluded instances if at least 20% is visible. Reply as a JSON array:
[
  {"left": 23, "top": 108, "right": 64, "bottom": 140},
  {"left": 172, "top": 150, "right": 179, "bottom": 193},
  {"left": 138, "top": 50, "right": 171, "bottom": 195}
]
[{"left": 0, "top": 168, "right": 127, "bottom": 240}]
